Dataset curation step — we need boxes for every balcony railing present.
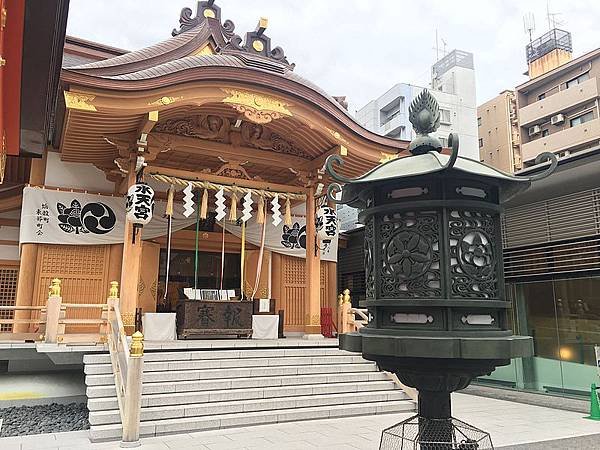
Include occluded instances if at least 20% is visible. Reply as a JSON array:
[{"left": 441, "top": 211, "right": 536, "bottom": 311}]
[
  {"left": 519, "top": 77, "right": 599, "bottom": 127},
  {"left": 521, "top": 117, "right": 600, "bottom": 163}
]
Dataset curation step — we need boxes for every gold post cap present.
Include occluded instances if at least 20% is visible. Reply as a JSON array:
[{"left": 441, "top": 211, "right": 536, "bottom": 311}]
[
  {"left": 130, "top": 331, "right": 144, "bottom": 357},
  {"left": 49, "top": 278, "right": 62, "bottom": 297},
  {"left": 342, "top": 288, "right": 351, "bottom": 304},
  {"left": 108, "top": 281, "right": 119, "bottom": 299}
]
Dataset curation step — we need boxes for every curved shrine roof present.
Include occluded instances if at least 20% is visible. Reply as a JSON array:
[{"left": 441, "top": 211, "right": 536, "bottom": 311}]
[{"left": 61, "top": 1, "right": 399, "bottom": 146}]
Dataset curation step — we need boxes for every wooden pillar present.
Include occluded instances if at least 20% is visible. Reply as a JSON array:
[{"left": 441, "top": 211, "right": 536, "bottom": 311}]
[
  {"left": 120, "top": 155, "right": 143, "bottom": 333},
  {"left": 304, "top": 186, "right": 322, "bottom": 337},
  {"left": 14, "top": 151, "right": 47, "bottom": 333}
]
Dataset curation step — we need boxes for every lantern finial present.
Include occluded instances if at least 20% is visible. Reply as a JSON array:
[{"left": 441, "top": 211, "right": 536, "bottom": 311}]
[{"left": 407, "top": 89, "right": 443, "bottom": 155}]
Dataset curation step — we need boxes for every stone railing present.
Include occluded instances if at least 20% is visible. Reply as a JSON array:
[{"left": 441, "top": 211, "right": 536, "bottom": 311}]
[{"left": 106, "top": 281, "right": 144, "bottom": 446}]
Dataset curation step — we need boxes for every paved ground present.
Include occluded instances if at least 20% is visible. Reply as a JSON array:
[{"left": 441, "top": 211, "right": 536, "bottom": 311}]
[{"left": 1, "top": 393, "right": 598, "bottom": 449}]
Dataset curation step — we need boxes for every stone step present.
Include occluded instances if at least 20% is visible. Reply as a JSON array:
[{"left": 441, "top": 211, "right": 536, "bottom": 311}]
[
  {"left": 88, "top": 379, "right": 399, "bottom": 411},
  {"left": 89, "top": 390, "right": 408, "bottom": 425},
  {"left": 84, "top": 354, "right": 366, "bottom": 375},
  {"left": 83, "top": 347, "right": 353, "bottom": 365},
  {"left": 85, "top": 362, "right": 378, "bottom": 386},
  {"left": 89, "top": 399, "right": 414, "bottom": 441},
  {"left": 86, "top": 370, "right": 389, "bottom": 398}
]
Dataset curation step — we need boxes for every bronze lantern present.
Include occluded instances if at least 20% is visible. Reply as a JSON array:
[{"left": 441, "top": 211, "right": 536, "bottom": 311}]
[{"left": 326, "top": 90, "right": 557, "bottom": 448}]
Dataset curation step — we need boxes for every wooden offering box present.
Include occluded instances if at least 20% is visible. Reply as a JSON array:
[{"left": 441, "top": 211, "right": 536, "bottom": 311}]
[{"left": 176, "top": 299, "right": 253, "bottom": 339}]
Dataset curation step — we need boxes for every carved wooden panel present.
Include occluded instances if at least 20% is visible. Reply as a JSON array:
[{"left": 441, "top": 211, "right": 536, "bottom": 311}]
[
  {"left": 33, "top": 244, "right": 110, "bottom": 332},
  {"left": 279, "top": 255, "right": 329, "bottom": 331},
  {"left": 0, "top": 264, "right": 18, "bottom": 332}
]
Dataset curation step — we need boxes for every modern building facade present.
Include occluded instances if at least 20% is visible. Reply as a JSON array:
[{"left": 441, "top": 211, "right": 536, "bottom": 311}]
[
  {"left": 477, "top": 90, "right": 521, "bottom": 172},
  {"left": 517, "top": 46, "right": 600, "bottom": 167},
  {"left": 356, "top": 50, "right": 479, "bottom": 160},
  {"left": 479, "top": 150, "right": 600, "bottom": 395}
]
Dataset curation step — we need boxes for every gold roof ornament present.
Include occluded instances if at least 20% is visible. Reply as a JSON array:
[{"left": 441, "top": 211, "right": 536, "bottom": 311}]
[
  {"left": 64, "top": 91, "right": 97, "bottom": 112},
  {"left": 221, "top": 88, "right": 292, "bottom": 124}
]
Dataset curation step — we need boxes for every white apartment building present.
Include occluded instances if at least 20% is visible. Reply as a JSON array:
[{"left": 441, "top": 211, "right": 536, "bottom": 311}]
[{"left": 356, "top": 50, "right": 479, "bottom": 159}]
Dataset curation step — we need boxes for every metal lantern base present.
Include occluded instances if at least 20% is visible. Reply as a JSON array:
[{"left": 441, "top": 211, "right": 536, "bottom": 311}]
[{"left": 380, "top": 415, "right": 493, "bottom": 450}]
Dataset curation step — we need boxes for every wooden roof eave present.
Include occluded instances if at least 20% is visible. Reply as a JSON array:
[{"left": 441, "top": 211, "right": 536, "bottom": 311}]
[{"left": 60, "top": 66, "right": 409, "bottom": 162}]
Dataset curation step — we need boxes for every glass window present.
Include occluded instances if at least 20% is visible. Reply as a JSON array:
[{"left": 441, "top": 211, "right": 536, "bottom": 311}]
[
  {"left": 477, "top": 117, "right": 482, "bottom": 126},
  {"left": 478, "top": 138, "right": 483, "bottom": 148},
  {"left": 566, "top": 72, "right": 590, "bottom": 89},
  {"left": 570, "top": 111, "right": 594, "bottom": 127},
  {"left": 538, "top": 93, "right": 546, "bottom": 101},
  {"left": 542, "top": 129, "right": 549, "bottom": 137},
  {"left": 440, "top": 108, "right": 451, "bottom": 124}
]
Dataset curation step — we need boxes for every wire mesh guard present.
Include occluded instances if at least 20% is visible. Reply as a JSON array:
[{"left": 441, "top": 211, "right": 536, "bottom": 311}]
[{"left": 380, "top": 415, "right": 493, "bottom": 450}]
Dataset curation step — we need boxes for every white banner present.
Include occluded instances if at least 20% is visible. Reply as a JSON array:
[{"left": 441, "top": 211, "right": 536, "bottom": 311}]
[
  {"left": 19, "top": 187, "right": 195, "bottom": 245},
  {"left": 19, "top": 187, "right": 338, "bottom": 262},
  {"left": 227, "top": 216, "right": 338, "bottom": 262}
]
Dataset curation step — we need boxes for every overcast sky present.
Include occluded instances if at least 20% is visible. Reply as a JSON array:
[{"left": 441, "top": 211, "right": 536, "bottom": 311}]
[{"left": 66, "top": 0, "right": 599, "bottom": 113}]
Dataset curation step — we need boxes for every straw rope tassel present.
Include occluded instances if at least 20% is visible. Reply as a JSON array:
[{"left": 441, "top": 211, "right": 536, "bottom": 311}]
[
  {"left": 229, "top": 190, "right": 238, "bottom": 221},
  {"left": 165, "top": 185, "right": 175, "bottom": 217},
  {"left": 257, "top": 195, "right": 265, "bottom": 224},
  {"left": 200, "top": 185, "right": 208, "bottom": 219},
  {"left": 284, "top": 195, "right": 292, "bottom": 226}
]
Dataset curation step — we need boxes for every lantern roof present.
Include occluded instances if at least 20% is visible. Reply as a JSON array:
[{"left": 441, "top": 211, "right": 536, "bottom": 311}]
[{"left": 326, "top": 89, "right": 558, "bottom": 205}]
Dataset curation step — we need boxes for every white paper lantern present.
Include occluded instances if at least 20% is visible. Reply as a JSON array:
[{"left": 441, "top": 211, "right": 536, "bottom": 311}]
[
  {"left": 126, "top": 183, "right": 155, "bottom": 225},
  {"left": 316, "top": 206, "right": 337, "bottom": 241}
]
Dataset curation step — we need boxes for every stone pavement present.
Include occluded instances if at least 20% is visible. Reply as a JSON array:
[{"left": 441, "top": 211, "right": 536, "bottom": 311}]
[{"left": 1, "top": 393, "right": 599, "bottom": 449}]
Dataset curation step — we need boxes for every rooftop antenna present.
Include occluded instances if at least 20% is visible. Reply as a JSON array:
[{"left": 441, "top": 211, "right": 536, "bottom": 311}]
[
  {"left": 433, "top": 30, "right": 447, "bottom": 62},
  {"left": 546, "top": 0, "right": 564, "bottom": 29},
  {"left": 523, "top": 12, "right": 535, "bottom": 42}
]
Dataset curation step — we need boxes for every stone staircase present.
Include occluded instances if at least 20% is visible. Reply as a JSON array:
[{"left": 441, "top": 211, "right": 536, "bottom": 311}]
[{"left": 83, "top": 346, "right": 415, "bottom": 441}]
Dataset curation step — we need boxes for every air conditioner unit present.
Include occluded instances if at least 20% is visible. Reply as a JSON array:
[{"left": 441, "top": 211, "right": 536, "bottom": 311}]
[
  {"left": 551, "top": 113, "right": 565, "bottom": 125},
  {"left": 528, "top": 125, "right": 541, "bottom": 136}
]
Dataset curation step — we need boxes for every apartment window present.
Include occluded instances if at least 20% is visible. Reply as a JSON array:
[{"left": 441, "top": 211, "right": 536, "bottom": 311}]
[
  {"left": 439, "top": 108, "right": 451, "bottom": 125},
  {"left": 479, "top": 138, "right": 483, "bottom": 148},
  {"left": 477, "top": 117, "right": 481, "bottom": 126},
  {"left": 439, "top": 137, "right": 447, "bottom": 146},
  {"left": 566, "top": 72, "right": 590, "bottom": 89},
  {"left": 538, "top": 93, "right": 546, "bottom": 101},
  {"left": 542, "top": 129, "right": 549, "bottom": 137},
  {"left": 570, "top": 111, "right": 594, "bottom": 127}
]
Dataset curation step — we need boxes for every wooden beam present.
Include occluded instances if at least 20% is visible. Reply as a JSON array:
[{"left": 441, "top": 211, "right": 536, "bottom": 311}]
[
  {"left": 0, "top": 218, "right": 20, "bottom": 227},
  {"left": 137, "top": 111, "right": 159, "bottom": 137},
  {"left": 149, "top": 132, "right": 311, "bottom": 171},
  {"left": 302, "top": 144, "right": 347, "bottom": 171},
  {"left": 146, "top": 165, "right": 308, "bottom": 195}
]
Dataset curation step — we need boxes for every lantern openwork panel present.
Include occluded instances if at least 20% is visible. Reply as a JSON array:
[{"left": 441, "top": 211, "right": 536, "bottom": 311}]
[{"left": 360, "top": 174, "right": 508, "bottom": 338}]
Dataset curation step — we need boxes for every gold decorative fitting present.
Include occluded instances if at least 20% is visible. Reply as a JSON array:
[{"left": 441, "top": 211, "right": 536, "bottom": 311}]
[
  {"left": 148, "top": 95, "right": 183, "bottom": 107},
  {"left": 252, "top": 40, "right": 264, "bottom": 52},
  {"left": 305, "top": 313, "right": 321, "bottom": 326},
  {"left": 1, "top": 8, "right": 6, "bottom": 30},
  {"left": 203, "top": 8, "right": 216, "bottom": 18},
  {"left": 221, "top": 88, "right": 292, "bottom": 124},
  {"left": 0, "top": 135, "right": 6, "bottom": 185},
  {"left": 57, "top": 336, "right": 64, "bottom": 343},
  {"left": 338, "top": 293, "right": 344, "bottom": 306},
  {"left": 379, "top": 152, "right": 399, "bottom": 163},
  {"left": 0, "top": 56, "right": 5, "bottom": 67},
  {"left": 326, "top": 128, "right": 350, "bottom": 145},
  {"left": 64, "top": 92, "right": 97, "bottom": 111},
  {"left": 130, "top": 331, "right": 144, "bottom": 357},
  {"left": 121, "top": 312, "right": 136, "bottom": 327},
  {"left": 49, "top": 278, "right": 62, "bottom": 297},
  {"left": 108, "top": 281, "right": 119, "bottom": 299}
]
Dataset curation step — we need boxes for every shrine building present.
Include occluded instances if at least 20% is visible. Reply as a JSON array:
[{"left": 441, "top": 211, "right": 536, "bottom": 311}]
[{"left": 2, "top": 1, "right": 410, "bottom": 337}]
